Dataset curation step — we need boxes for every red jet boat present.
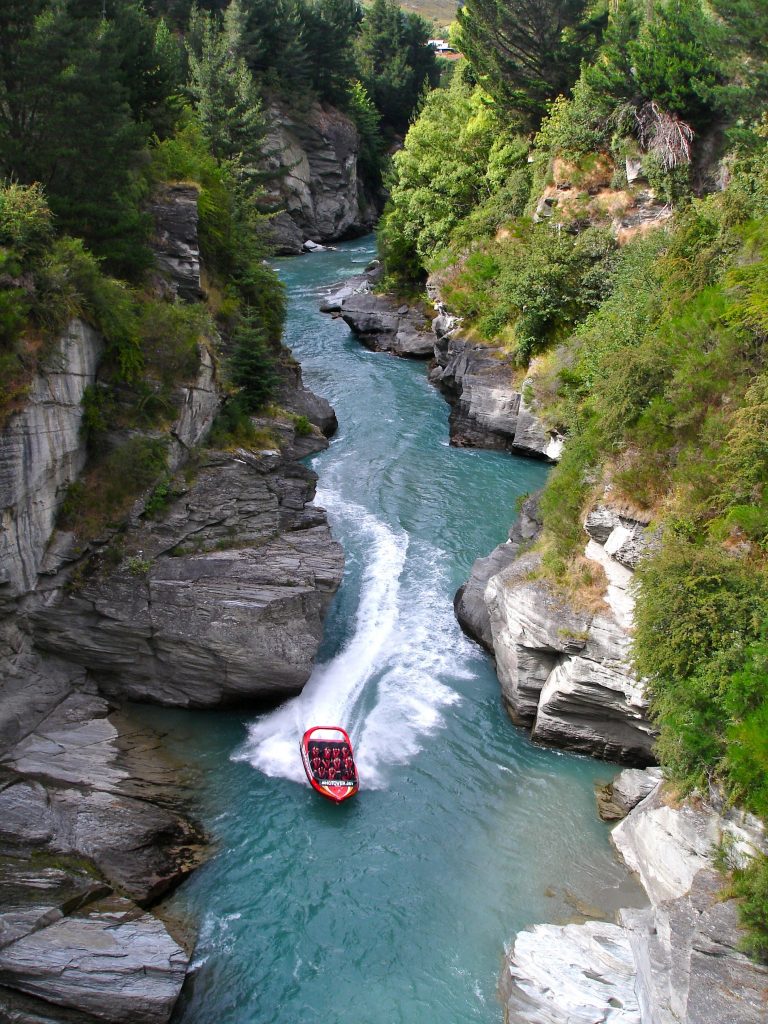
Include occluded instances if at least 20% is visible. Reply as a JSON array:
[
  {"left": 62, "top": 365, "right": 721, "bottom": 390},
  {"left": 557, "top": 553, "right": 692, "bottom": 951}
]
[{"left": 300, "top": 726, "right": 359, "bottom": 803}]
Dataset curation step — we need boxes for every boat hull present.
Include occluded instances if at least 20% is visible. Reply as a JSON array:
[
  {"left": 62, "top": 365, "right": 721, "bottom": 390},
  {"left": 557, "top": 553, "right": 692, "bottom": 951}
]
[{"left": 300, "top": 726, "right": 359, "bottom": 803}]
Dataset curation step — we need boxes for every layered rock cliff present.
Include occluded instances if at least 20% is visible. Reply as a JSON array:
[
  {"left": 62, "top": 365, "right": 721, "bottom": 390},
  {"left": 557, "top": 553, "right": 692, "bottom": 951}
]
[
  {"left": 501, "top": 772, "right": 768, "bottom": 1024},
  {"left": 458, "top": 495, "right": 656, "bottom": 765},
  {"left": 263, "top": 101, "right": 377, "bottom": 255}
]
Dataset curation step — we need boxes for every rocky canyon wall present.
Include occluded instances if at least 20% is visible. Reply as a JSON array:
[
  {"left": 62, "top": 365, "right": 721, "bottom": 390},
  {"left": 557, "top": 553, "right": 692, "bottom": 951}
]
[{"left": 263, "top": 101, "right": 377, "bottom": 255}]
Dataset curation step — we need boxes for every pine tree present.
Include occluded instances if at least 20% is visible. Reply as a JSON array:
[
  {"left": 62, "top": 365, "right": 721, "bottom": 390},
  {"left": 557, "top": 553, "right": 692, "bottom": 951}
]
[
  {"left": 187, "top": 8, "right": 266, "bottom": 174},
  {"left": 454, "top": 0, "right": 606, "bottom": 127},
  {"left": 355, "top": 0, "right": 437, "bottom": 133}
]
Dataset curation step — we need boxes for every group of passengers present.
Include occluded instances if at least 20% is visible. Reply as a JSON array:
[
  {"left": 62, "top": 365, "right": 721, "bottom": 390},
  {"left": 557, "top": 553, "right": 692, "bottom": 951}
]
[{"left": 310, "top": 744, "right": 356, "bottom": 782}]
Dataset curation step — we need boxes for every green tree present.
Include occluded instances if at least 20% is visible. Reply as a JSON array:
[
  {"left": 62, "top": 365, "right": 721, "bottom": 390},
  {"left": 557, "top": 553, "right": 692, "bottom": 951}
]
[
  {"left": 0, "top": 1, "right": 181, "bottom": 275},
  {"left": 628, "top": 0, "right": 724, "bottom": 129},
  {"left": 355, "top": 0, "right": 438, "bottom": 134},
  {"left": 187, "top": 7, "right": 266, "bottom": 175},
  {"left": 454, "top": 0, "right": 606, "bottom": 127},
  {"left": 305, "top": 0, "right": 363, "bottom": 103}
]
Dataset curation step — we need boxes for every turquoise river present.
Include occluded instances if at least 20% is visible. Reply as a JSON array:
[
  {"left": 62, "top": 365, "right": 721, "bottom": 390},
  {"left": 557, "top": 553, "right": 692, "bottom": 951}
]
[{"left": 160, "top": 237, "right": 641, "bottom": 1023}]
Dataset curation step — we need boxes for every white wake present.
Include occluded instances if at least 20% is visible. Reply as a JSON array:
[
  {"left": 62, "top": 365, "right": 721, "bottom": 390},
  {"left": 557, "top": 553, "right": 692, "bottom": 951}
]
[{"left": 234, "top": 488, "right": 469, "bottom": 789}]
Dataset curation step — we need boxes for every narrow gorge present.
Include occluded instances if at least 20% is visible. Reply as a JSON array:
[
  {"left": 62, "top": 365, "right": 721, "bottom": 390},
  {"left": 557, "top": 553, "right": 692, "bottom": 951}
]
[{"left": 2, "top": 0, "right": 768, "bottom": 1020}]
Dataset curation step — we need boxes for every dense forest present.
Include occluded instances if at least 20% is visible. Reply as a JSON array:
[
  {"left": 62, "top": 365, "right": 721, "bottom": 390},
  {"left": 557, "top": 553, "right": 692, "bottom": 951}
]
[
  {"left": 0, "top": 0, "right": 437, "bottom": 524},
  {"left": 379, "top": 0, "right": 768, "bottom": 957}
]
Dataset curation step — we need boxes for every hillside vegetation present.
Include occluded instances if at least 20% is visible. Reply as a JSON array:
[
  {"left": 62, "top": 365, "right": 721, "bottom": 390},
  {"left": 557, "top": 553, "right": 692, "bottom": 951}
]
[
  {"left": 0, "top": 0, "right": 440, "bottom": 532},
  {"left": 380, "top": 0, "right": 768, "bottom": 956}
]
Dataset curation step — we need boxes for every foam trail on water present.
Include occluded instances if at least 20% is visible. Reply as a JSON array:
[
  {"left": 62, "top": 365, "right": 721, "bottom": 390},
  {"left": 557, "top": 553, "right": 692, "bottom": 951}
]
[
  {"left": 234, "top": 488, "right": 408, "bottom": 784},
  {"left": 354, "top": 543, "right": 469, "bottom": 789}
]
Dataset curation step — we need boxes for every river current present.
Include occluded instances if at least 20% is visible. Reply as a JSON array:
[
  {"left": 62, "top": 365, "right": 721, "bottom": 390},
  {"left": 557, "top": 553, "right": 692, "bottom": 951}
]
[{"left": 164, "top": 237, "right": 640, "bottom": 1023}]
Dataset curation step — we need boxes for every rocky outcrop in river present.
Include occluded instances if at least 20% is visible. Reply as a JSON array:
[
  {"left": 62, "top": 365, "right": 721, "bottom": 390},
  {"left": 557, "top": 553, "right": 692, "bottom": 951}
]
[
  {"left": 460, "top": 496, "right": 656, "bottom": 765},
  {"left": 502, "top": 771, "right": 768, "bottom": 1024},
  {"left": 429, "top": 319, "right": 563, "bottom": 460},
  {"left": 339, "top": 293, "right": 434, "bottom": 357},
  {"left": 323, "top": 274, "right": 562, "bottom": 457},
  {"left": 263, "top": 101, "right": 377, "bottom": 254}
]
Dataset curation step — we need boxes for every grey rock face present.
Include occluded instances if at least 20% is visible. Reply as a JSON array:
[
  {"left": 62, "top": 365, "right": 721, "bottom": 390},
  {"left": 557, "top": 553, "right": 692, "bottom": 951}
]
[
  {"left": 0, "top": 321, "right": 102, "bottom": 610},
  {"left": 614, "top": 787, "right": 768, "bottom": 1024},
  {"left": 430, "top": 333, "right": 563, "bottom": 460},
  {"left": 0, "top": 651, "right": 203, "bottom": 1022},
  {"left": 502, "top": 778, "right": 768, "bottom": 1024},
  {"left": 169, "top": 345, "right": 221, "bottom": 468},
  {"left": 501, "top": 920, "right": 641, "bottom": 1024},
  {"left": 0, "top": 685, "right": 205, "bottom": 905},
  {"left": 339, "top": 293, "right": 434, "bottom": 358},
  {"left": 31, "top": 450, "right": 344, "bottom": 707},
  {"left": 264, "top": 102, "right": 376, "bottom": 252},
  {"left": 0, "top": 895, "right": 188, "bottom": 1024},
  {"left": 148, "top": 185, "right": 203, "bottom": 301},
  {"left": 454, "top": 492, "right": 543, "bottom": 650},
  {"left": 479, "top": 501, "right": 657, "bottom": 765}
]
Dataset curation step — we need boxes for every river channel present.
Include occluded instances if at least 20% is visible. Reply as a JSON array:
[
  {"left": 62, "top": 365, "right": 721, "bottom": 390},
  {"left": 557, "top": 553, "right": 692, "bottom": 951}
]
[{"left": 166, "top": 237, "right": 640, "bottom": 1023}]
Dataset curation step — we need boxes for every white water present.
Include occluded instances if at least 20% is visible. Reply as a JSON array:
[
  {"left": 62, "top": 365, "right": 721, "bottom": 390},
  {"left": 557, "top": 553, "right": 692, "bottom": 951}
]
[{"left": 235, "top": 482, "right": 468, "bottom": 789}]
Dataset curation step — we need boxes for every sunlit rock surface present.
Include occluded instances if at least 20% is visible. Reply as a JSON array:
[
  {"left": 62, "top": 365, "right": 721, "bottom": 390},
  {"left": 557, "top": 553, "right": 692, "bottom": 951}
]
[
  {"left": 264, "top": 101, "right": 376, "bottom": 254},
  {"left": 0, "top": 320, "right": 102, "bottom": 609}
]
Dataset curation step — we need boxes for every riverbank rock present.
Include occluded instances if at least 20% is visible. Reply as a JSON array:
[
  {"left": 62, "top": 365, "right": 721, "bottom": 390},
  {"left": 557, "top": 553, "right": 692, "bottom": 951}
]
[
  {"left": 263, "top": 101, "right": 377, "bottom": 254},
  {"left": 502, "top": 774, "right": 768, "bottom": 1024},
  {"left": 31, "top": 448, "right": 344, "bottom": 707},
  {"left": 0, "top": 893, "right": 188, "bottom": 1024},
  {"left": 319, "top": 273, "right": 371, "bottom": 313},
  {"left": 0, "top": 645, "right": 202, "bottom": 1022},
  {"left": 430, "top": 329, "right": 563, "bottom": 459},
  {"left": 454, "top": 492, "right": 543, "bottom": 650},
  {"left": 475, "top": 498, "right": 656, "bottom": 765},
  {"left": 613, "top": 783, "right": 768, "bottom": 1024},
  {"left": 501, "top": 920, "right": 642, "bottom": 1024},
  {"left": 339, "top": 293, "right": 434, "bottom": 357}
]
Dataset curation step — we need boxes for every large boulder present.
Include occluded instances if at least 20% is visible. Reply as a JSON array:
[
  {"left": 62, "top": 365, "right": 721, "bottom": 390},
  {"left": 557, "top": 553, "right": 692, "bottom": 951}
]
[
  {"left": 31, "top": 450, "right": 344, "bottom": 707},
  {"left": 339, "top": 293, "right": 434, "bottom": 358},
  {"left": 263, "top": 101, "right": 377, "bottom": 252}
]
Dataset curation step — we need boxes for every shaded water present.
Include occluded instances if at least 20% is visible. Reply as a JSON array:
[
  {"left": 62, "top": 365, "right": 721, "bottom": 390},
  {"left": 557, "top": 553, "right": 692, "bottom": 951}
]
[{"left": 164, "top": 237, "right": 641, "bottom": 1023}]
